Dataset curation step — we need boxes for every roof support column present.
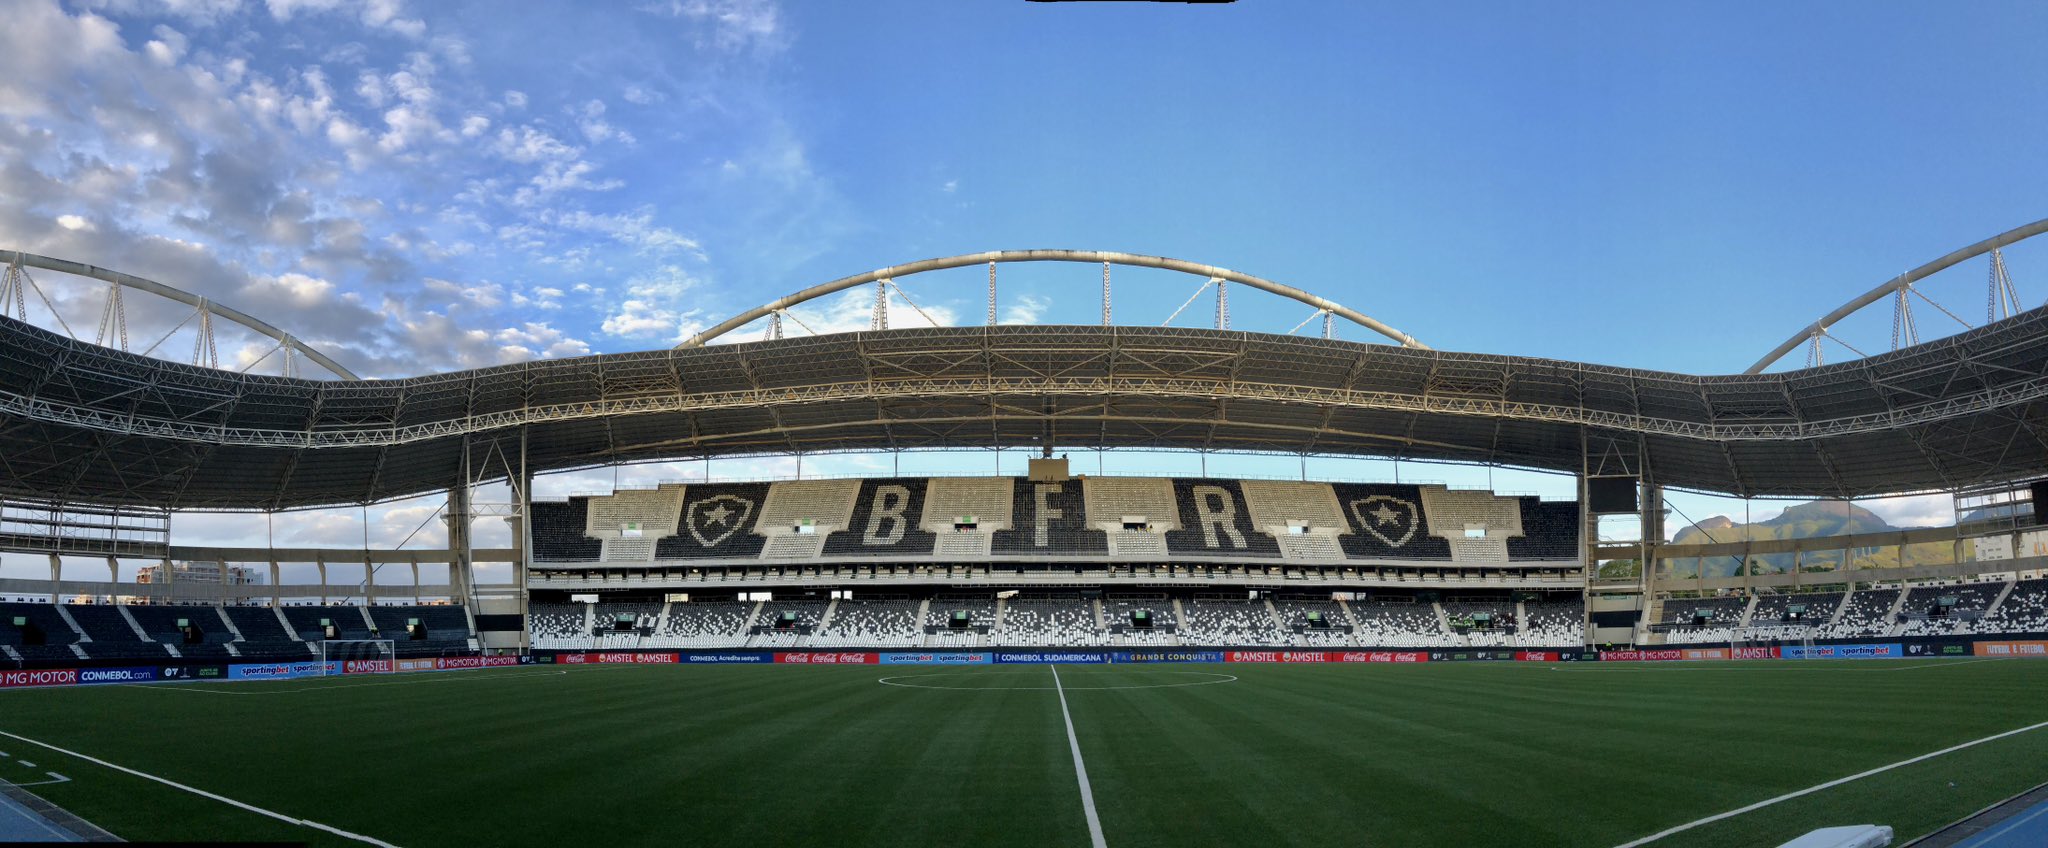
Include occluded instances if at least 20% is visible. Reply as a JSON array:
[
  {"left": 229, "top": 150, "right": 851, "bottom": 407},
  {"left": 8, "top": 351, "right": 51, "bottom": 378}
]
[
  {"left": 47, "top": 553, "right": 60, "bottom": 605},
  {"left": 514, "top": 429, "right": 532, "bottom": 650},
  {"left": 446, "top": 433, "right": 478, "bottom": 613},
  {"left": 447, "top": 480, "right": 473, "bottom": 608}
]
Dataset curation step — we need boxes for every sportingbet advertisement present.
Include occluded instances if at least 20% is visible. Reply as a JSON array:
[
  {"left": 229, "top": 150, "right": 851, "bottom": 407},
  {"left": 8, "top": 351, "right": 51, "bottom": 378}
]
[
  {"left": 1780, "top": 643, "right": 1902, "bottom": 659},
  {"left": 878, "top": 652, "right": 992, "bottom": 665}
]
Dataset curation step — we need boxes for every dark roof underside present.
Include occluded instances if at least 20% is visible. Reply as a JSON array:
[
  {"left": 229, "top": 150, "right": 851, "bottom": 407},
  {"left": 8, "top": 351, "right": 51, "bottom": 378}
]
[{"left": 2, "top": 309, "right": 2046, "bottom": 509}]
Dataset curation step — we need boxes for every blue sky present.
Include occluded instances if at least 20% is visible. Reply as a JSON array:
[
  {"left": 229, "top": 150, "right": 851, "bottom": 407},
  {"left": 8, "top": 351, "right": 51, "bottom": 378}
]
[{"left": 3, "top": 0, "right": 2045, "bottom": 581}]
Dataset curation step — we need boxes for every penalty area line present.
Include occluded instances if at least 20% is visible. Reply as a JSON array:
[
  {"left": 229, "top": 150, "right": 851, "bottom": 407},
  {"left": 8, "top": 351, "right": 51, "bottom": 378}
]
[
  {"left": 1050, "top": 664, "right": 1109, "bottom": 848},
  {"left": 1612, "top": 716, "right": 2048, "bottom": 847},
  {"left": 0, "top": 729, "right": 401, "bottom": 847}
]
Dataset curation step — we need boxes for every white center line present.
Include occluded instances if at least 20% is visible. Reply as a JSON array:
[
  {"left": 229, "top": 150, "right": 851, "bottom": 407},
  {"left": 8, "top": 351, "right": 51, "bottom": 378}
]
[
  {"left": 0, "top": 729, "right": 400, "bottom": 847},
  {"left": 1613, "top": 716, "right": 2048, "bottom": 847},
  {"left": 1050, "top": 664, "right": 1108, "bottom": 848}
]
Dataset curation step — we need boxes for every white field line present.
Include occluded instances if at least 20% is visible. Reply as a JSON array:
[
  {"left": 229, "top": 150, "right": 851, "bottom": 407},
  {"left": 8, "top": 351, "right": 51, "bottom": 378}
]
[
  {"left": 0, "top": 729, "right": 401, "bottom": 847},
  {"left": 1612, "top": 717, "right": 2048, "bottom": 847},
  {"left": 1050, "top": 664, "right": 1109, "bottom": 848},
  {"left": 9, "top": 772, "right": 69, "bottom": 787}
]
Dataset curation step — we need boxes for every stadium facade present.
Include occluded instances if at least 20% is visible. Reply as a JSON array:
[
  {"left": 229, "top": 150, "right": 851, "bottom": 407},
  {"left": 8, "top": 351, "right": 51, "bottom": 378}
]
[{"left": 3, "top": 236, "right": 2048, "bottom": 667}]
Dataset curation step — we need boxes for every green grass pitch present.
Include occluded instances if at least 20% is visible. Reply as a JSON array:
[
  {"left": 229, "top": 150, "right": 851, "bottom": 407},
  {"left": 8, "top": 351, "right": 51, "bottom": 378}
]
[{"left": 3, "top": 659, "right": 2047, "bottom": 847}]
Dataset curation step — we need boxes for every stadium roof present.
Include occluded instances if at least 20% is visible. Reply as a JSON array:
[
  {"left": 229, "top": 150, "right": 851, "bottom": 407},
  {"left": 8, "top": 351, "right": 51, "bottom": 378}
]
[{"left": 4, "top": 299, "right": 2047, "bottom": 510}]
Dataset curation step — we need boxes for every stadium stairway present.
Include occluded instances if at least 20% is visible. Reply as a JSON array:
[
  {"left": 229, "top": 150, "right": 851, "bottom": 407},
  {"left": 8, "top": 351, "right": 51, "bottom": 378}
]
[
  {"left": 1336, "top": 598, "right": 1363, "bottom": 635},
  {"left": 1828, "top": 589, "right": 1854, "bottom": 627},
  {"left": 214, "top": 607, "right": 246, "bottom": 642},
  {"left": 53, "top": 606, "right": 88, "bottom": 644},
  {"left": 1885, "top": 588, "right": 1911, "bottom": 632},
  {"left": 115, "top": 606, "right": 151, "bottom": 640},
  {"left": 1987, "top": 580, "right": 2018, "bottom": 618}
]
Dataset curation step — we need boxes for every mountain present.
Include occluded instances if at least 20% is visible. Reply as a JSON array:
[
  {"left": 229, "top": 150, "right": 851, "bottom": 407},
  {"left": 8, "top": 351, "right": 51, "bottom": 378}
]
[{"left": 1665, "top": 500, "right": 1950, "bottom": 578}]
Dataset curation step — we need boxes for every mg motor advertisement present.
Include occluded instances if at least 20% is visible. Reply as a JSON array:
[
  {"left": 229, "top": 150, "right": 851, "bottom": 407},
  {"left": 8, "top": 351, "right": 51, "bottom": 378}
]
[
  {"left": 436, "top": 656, "right": 520, "bottom": 669},
  {"left": 0, "top": 668, "right": 79, "bottom": 688},
  {"left": 1599, "top": 649, "right": 1685, "bottom": 662}
]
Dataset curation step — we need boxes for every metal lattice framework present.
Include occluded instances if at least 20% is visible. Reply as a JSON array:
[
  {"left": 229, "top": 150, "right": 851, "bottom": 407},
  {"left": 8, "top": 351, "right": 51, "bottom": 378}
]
[
  {"left": 3, "top": 232, "right": 2048, "bottom": 511},
  {"left": 4, "top": 302, "right": 2048, "bottom": 509},
  {"left": 0, "top": 250, "right": 359, "bottom": 379},
  {"left": 675, "top": 250, "right": 1431, "bottom": 349},
  {"left": 1748, "top": 217, "right": 2048, "bottom": 373}
]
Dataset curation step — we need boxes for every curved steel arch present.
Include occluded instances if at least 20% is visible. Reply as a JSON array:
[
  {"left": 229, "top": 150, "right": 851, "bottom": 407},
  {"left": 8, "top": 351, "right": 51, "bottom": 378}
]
[
  {"left": 676, "top": 249, "right": 1432, "bottom": 350},
  {"left": 1, "top": 249, "right": 361, "bottom": 379},
  {"left": 1746, "top": 218, "right": 2048, "bottom": 374}
]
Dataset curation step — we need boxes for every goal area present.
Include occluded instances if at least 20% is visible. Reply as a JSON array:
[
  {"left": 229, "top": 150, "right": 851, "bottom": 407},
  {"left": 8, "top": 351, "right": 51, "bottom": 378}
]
[{"left": 319, "top": 639, "right": 398, "bottom": 674}]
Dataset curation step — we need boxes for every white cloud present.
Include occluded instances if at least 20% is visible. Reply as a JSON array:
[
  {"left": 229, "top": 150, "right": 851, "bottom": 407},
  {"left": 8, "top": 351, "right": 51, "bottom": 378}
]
[
  {"left": 638, "top": 0, "right": 783, "bottom": 53},
  {"left": 1862, "top": 493, "right": 1955, "bottom": 528},
  {"left": 0, "top": 0, "right": 833, "bottom": 389},
  {"left": 1000, "top": 294, "right": 1047, "bottom": 325},
  {"left": 551, "top": 209, "right": 702, "bottom": 257},
  {"left": 490, "top": 125, "right": 575, "bottom": 163},
  {"left": 576, "top": 99, "right": 633, "bottom": 145},
  {"left": 602, "top": 299, "right": 690, "bottom": 339},
  {"left": 265, "top": 0, "right": 422, "bottom": 38},
  {"left": 782, "top": 286, "right": 958, "bottom": 338},
  {"left": 144, "top": 24, "right": 188, "bottom": 65}
]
